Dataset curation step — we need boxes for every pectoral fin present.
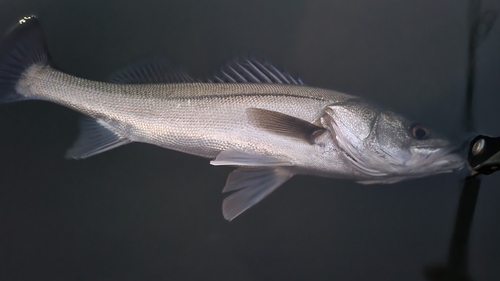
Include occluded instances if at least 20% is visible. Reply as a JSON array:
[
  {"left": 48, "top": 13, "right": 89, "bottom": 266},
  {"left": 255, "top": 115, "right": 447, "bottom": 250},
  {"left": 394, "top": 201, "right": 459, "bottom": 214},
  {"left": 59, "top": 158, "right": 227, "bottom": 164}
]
[
  {"left": 222, "top": 167, "right": 293, "bottom": 221},
  {"left": 246, "top": 108, "right": 325, "bottom": 144}
]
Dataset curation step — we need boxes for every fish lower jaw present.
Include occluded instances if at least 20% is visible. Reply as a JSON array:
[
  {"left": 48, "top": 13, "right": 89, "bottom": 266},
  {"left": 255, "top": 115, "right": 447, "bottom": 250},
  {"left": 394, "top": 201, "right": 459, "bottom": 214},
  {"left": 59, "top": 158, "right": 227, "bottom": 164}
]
[{"left": 344, "top": 156, "right": 465, "bottom": 183}]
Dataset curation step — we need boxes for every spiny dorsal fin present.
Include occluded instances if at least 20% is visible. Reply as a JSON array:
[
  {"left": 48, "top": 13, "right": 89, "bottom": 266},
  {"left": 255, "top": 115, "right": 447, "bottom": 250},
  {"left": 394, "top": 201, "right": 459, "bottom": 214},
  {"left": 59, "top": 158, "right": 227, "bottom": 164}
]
[
  {"left": 247, "top": 108, "right": 325, "bottom": 144},
  {"left": 108, "top": 56, "right": 194, "bottom": 84},
  {"left": 208, "top": 58, "right": 304, "bottom": 85}
]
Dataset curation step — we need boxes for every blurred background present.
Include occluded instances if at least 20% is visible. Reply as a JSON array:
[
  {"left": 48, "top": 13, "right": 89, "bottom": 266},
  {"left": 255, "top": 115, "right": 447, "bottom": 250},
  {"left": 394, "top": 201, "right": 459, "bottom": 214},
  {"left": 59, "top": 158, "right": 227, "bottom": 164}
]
[{"left": 0, "top": 0, "right": 499, "bottom": 280}]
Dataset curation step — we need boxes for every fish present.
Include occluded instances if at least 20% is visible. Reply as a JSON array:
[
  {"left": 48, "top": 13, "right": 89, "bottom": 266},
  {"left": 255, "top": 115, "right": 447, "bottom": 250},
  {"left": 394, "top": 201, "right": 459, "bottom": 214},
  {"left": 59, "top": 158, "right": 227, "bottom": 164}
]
[{"left": 0, "top": 16, "right": 465, "bottom": 220}]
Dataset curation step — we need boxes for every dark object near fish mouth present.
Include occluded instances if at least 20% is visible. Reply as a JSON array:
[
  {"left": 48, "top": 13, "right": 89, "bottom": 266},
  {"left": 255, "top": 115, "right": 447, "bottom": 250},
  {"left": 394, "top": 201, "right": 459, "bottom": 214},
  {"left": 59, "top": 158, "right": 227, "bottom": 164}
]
[{"left": 467, "top": 135, "right": 500, "bottom": 176}]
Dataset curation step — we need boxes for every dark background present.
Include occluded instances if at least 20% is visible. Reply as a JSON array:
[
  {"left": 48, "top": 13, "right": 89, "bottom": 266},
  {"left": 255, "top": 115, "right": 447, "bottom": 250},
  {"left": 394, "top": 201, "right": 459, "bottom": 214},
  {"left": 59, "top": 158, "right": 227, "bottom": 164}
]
[{"left": 0, "top": 0, "right": 499, "bottom": 280}]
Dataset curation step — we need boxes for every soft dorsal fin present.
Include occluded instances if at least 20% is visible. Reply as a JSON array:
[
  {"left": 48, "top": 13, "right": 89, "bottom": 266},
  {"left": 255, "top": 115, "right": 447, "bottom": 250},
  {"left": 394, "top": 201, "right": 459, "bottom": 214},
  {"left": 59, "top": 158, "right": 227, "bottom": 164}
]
[
  {"left": 208, "top": 58, "right": 304, "bottom": 85},
  {"left": 108, "top": 56, "right": 194, "bottom": 84},
  {"left": 247, "top": 108, "right": 325, "bottom": 144}
]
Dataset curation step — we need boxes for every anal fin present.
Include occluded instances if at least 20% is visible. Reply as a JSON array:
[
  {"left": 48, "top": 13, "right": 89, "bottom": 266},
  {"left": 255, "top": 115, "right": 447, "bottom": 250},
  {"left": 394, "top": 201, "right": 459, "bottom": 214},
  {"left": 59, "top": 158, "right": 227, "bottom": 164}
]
[
  {"left": 222, "top": 167, "right": 293, "bottom": 221},
  {"left": 66, "top": 116, "right": 131, "bottom": 159}
]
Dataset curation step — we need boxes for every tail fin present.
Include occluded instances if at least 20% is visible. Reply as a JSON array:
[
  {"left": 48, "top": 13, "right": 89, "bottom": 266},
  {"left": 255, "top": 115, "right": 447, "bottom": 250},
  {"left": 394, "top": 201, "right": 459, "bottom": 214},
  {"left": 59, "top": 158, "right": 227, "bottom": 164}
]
[{"left": 0, "top": 16, "right": 52, "bottom": 103}]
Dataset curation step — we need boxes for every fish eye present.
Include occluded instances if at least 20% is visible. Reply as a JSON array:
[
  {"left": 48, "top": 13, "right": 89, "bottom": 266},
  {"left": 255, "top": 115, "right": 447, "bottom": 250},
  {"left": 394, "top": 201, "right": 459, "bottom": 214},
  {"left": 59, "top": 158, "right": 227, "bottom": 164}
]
[{"left": 409, "top": 123, "right": 430, "bottom": 140}]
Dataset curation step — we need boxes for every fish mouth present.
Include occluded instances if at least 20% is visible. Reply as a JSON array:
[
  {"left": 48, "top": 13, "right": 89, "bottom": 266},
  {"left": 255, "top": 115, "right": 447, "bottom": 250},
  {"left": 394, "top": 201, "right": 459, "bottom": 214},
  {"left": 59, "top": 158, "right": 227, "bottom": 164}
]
[
  {"left": 342, "top": 142, "right": 466, "bottom": 179},
  {"left": 409, "top": 145, "right": 466, "bottom": 173}
]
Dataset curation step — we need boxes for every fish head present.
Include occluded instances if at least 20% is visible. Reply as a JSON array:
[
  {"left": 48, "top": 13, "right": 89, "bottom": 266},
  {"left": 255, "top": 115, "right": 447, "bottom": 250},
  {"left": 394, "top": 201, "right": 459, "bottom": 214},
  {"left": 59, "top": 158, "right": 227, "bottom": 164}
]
[{"left": 323, "top": 100, "right": 465, "bottom": 182}]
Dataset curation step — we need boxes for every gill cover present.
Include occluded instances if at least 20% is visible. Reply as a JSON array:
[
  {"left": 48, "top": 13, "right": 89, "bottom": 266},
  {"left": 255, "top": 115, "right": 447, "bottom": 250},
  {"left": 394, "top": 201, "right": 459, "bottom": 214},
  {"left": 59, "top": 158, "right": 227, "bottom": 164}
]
[{"left": 323, "top": 100, "right": 392, "bottom": 177}]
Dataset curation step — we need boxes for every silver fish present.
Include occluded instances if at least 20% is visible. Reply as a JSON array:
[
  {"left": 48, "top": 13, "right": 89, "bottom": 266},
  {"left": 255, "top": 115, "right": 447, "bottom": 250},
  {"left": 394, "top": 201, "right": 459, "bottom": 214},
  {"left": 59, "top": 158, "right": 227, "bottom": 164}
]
[{"left": 0, "top": 16, "right": 464, "bottom": 220}]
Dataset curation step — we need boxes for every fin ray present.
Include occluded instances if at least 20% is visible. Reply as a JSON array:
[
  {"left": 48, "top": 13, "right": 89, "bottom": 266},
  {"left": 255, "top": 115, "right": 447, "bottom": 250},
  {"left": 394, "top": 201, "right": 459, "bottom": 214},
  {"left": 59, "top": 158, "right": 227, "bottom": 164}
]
[
  {"left": 211, "top": 149, "right": 292, "bottom": 167},
  {"left": 0, "top": 16, "right": 52, "bottom": 104},
  {"left": 222, "top": 167, "right": 293, "bottom": 221},
  {"left": 210, "top": 58, "right": 304, "bottom": 85},
  {"left": 66, "top": 117, "right": 131, "bottom": 159},
  {"left": 247, "top": 108, "right": 325, "bottom": 144},
  {"left": 108, "top": 56, "right": 194, "bottom": 84}
]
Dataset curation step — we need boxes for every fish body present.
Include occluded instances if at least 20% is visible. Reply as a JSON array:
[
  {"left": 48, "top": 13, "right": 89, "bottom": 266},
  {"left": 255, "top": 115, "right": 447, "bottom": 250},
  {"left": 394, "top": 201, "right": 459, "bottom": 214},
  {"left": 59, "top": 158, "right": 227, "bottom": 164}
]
[
  {"left": 19, "top": 65, "right": 356, "bottom": 177},
  {"left": 0, "top": 16, "right": 465, "bottom": 220}
]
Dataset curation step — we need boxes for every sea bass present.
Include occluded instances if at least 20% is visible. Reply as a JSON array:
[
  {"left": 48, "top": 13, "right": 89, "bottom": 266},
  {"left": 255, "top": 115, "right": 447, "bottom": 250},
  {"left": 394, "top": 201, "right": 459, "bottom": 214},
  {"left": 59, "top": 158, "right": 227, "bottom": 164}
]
[{"left": 0, "top": 16, "right": 464, "bottom": 220}]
